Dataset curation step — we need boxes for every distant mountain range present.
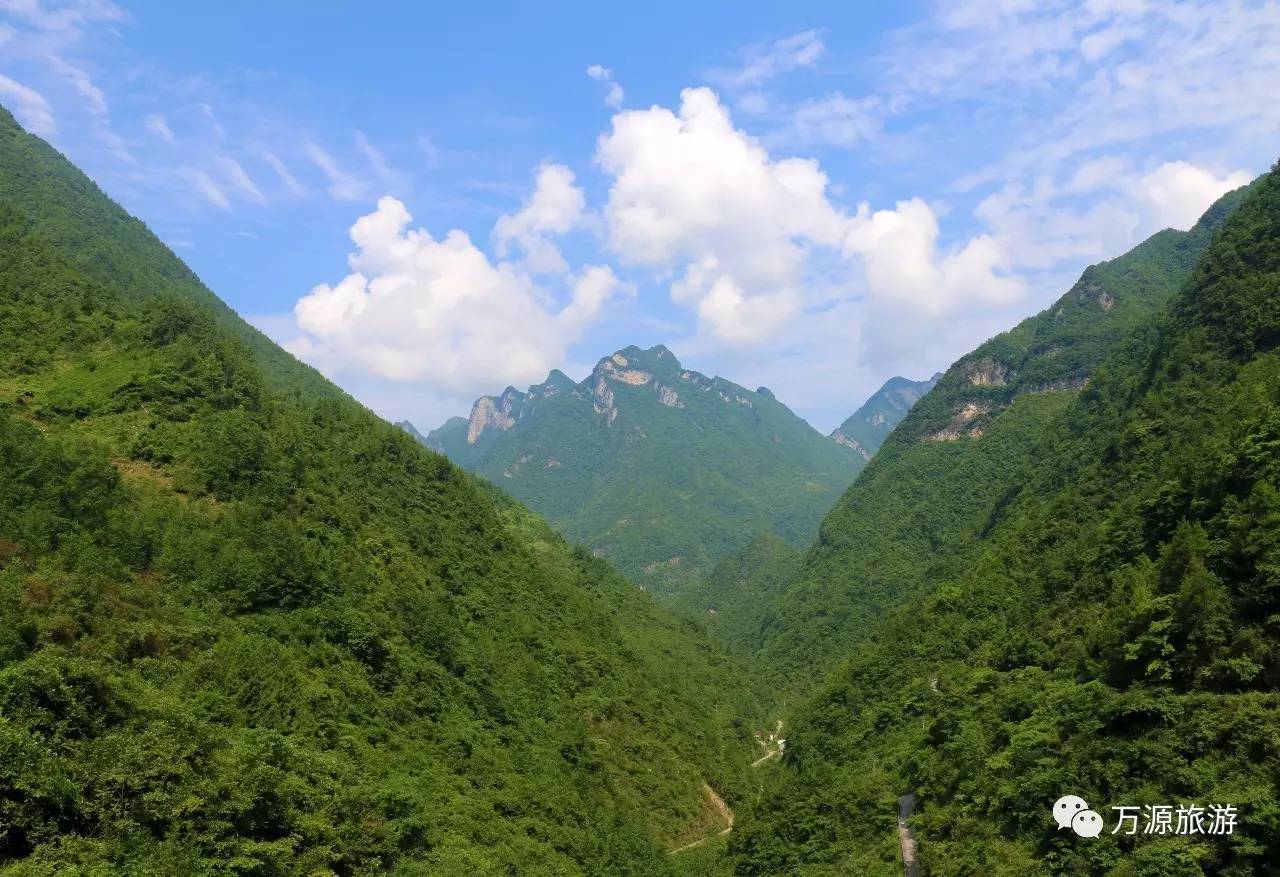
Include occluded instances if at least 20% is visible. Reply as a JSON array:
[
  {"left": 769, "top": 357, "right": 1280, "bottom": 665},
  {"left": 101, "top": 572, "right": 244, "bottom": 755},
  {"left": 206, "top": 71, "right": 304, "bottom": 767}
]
[
  {"left": 404, "top": 346, "right": 931, "bottom": 599},
  {"left": 829, "top": 373, "right": 941, "bottom": 459}
]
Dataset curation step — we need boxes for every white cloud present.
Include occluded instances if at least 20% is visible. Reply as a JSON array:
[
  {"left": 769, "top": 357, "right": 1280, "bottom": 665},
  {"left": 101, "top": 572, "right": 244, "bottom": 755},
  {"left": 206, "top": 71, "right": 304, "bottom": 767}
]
[
  {"left": 586, "top": 64, "right": 624, "bottom": 109},
  {"left": 145, "top": 112, "right": 173, "bottom": 143},
  {"left": 181, "top": 167, "right": 231, "bottom": 210},
  {"left": 788, "top": 93, "right": 883, "bottom": 147},
  {"left": 710, "top": 29, "right": 824, "bottom": 89},
  {"left": 0, "top": 73, "right": 55, "bottom": 135},
  {"left": 0, "top": 0, "right": 126, "bottom": 35},
  {"left": 974, "top": 158, "right": 1252, "bottom": 272},
  {"left": 260, "top": 149, "right": 306, "bottom": 196},
  {"left": 417, "top": 135, "right": 440, "bottom": 168},
  {"left": 1136, "top": 160, "right": 1251, "bottom": 231},
  {"left": 216, "top": 155, "right": 266, "bottom": 205},
  {"left": 844, "top": 198, "right": 1024, "bottom": 316},
  {"left": 305, "top": 141, "right": 368, "bottom": 201},
  {"left": 596, "top": 87, "right": 844, "bottom": 343},
  {"left": 595, "top": 86, "right": 1026, "bottom": 343},
  {"left": 289, "top": 196, "right": 621, "bottom": 393},
  {"left": 492, "top": 163, "right": 585, "bottom": 274},
  {"left": 48, "top": 54, "right": 105, "bottom": 114},
  {"left": 355, "top": 130, "right": 400, "bottom": 185}
]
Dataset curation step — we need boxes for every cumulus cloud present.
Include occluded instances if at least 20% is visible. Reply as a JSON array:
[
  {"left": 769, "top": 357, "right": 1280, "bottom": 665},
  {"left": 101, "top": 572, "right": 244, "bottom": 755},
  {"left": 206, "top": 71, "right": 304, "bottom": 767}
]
[
  {"left": 492, "top": 163, "right": 585, "bottom": 274},
  {"left": 595, "top": 86, "right": 1020, "bottom": 342},
  {"left": 1136, "top": 161, "right": 1252, "bottom": 231},
  {"left": 596, "top": 87, "right": 846, "bottom": 342},
  {"left": 0, "top": 73, "right": 55, "bottom": 136},
  {"left": 289, "top": 196, "right": 620, "bottom": 393},
  {"left": 845, "top": 198, "right": 1024, "bottom": 316},
  {"left": 586, "top": 64, "right": 623, "bottom": 109}
]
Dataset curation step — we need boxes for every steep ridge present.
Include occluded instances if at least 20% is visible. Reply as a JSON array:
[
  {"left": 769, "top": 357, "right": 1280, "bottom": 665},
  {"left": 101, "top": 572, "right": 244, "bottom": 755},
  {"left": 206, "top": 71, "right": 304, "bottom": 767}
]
[
  {"left": 0, "top": 106, "right": 760, "bottom": 874},
  {"left": 415, "top": 346, "right": 862, "bottom": 600},
  {"left": 733, "top": 164, "right": 1280, "bottom": 874},
  {"left": 0, "top": 107, "right": 331, "bottom": 399},
  {"left": 829, "top": 374, "right": 941, "bottom": 460},
  {"left": 757, "top": 181, "right": 1254, "bottom": 686}
]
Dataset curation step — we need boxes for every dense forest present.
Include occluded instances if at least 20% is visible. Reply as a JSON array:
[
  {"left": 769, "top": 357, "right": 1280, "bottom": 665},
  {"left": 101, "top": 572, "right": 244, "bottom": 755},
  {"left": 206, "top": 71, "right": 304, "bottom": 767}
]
[
  {"left": 755, "top": 182, "right": 1253, "bottom": 690},
  {"left": 0, "top": 105, "right": 766, "bottom": 875},
  {"left": 731, "top": 165, "right": 1280, "bottom": 874},
  {"left": 417, "top": 345, "right": 861, "bottom": 601}
]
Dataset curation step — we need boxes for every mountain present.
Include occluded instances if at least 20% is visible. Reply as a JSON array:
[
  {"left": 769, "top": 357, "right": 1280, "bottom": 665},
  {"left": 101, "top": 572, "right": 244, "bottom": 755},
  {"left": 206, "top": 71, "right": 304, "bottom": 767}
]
[
  {"left": 756, "top": 180, "right": 1255, "bottom": 686},
  {"left": 669, "top": 533, "right": 804, "bottom": 655},
  {"left": 733, "top": 170, "right": 1278, "bottom": 874},
  {"left": 829, "top": 373, "right": 941, "bottom": 459},
  {"left": 415, "top": 346, "right": 863, "bottom": 599},
  {"left": 0, "top": 105, "right": 763, "bottom": 874}
]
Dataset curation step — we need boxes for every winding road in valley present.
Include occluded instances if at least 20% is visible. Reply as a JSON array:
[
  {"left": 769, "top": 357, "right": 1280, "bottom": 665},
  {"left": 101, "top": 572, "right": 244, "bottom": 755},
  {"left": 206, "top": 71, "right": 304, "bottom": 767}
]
[{"left": 669, "top": 721, "right": 785, "bottom": 855}]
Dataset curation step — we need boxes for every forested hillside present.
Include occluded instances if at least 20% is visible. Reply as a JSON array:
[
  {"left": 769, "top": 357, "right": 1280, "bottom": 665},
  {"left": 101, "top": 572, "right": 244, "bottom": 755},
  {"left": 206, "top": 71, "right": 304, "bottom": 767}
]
[
  {"left": 757, "top": 182, "right": 1253, "bottom": 687},
  {"left": 0, "top": 105, "right": 762, "bottom": 875},
  {"left": 733, "top": 164, "right": 1280, "bottom": 875},
  {"left": 416, "top": 346, "right": 862, "bottom": 600}
]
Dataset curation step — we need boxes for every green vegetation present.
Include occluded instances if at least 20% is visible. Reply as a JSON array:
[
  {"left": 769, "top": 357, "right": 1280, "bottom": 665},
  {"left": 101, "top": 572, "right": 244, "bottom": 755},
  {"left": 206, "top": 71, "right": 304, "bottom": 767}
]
[
  {"left": 670, "top": 533, "right": 802, "bottom": 657},
  {"left": 732, "top": 166, "right": 1280, "bottom": 874},
  {"left": 757, "top": 182, "right": 1252, "bottom": 689},
  {"left": 829, "top": 374, "right": 940, "bottom": 460},
  {"left": 0, "top": 105, "right": 763, "bottom": 875},
  {"left": 416, "top": 347, "right": 862, "bottom": 601}
]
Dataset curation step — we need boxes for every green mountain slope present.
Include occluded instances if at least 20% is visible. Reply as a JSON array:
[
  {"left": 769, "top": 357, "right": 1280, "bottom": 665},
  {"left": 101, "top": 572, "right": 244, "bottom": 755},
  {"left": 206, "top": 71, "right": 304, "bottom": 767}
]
[
  {"left": 670, "top": 533, "right": 804, "bottom": 655},
  {"left": 757, "top": 182, "right": 1253, "bottom": 686},
  {"left": 415, "top": 347, "right": 862, "bottom": 600},
  {"left": 0, "top": 107, "right": 761, "bottom": 875},
  {"left": 733, "top": 165, "right": 1280, "bottom": 875},
  {"left": 830, "top": 373, "right": 941, "bottom": 460}
]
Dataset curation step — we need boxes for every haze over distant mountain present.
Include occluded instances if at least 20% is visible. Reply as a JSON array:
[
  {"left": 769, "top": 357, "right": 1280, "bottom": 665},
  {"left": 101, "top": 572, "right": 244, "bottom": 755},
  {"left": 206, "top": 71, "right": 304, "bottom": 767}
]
[
  {"left": 410, "top": 345, "right": 864, "bottom": 599},
  {"left": 829, "top": 373, "right": 942, "bottom": 459}
]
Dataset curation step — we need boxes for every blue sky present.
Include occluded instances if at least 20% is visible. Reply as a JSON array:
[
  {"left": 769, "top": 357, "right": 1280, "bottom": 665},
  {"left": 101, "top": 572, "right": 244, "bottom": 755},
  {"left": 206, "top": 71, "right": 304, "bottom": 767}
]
[{"left": 2, "top": 1, "right": 1277, "bottom": 432}]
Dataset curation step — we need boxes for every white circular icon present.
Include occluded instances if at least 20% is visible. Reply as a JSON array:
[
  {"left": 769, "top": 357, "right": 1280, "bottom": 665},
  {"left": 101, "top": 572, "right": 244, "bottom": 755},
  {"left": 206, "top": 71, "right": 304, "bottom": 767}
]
[
  {"left": 1072, "top": 809, "right": 1103, "bottom": 838},
  {"left": 1053, "top": 795, "right": 1089, "bottom": 830}
]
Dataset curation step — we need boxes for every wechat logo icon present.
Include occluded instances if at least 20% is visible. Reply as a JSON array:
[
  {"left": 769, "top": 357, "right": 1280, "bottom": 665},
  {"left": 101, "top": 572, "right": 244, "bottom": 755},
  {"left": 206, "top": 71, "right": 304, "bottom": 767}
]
[{"left": 1054, "top": 795, "right": 1103, "bottom": 838}]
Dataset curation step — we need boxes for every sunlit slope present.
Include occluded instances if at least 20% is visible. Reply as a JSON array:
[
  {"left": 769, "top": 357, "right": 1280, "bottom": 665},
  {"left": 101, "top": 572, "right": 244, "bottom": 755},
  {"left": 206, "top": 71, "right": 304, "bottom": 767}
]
[
  {"left": 0, "top": 104, "right": 759, "bottom": 875},
  {"left": 758, "top": 181, "right": 1253, "bottom": 687},
  {"left": 734, "top": 164, "right": 1280, "bottom": 875}
]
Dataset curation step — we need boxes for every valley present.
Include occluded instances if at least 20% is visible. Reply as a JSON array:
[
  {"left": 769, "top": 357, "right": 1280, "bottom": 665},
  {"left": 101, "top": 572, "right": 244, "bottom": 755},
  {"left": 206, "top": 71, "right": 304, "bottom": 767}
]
[{"left": 1, "top": 53, "right": 1277, "bottom": 877}]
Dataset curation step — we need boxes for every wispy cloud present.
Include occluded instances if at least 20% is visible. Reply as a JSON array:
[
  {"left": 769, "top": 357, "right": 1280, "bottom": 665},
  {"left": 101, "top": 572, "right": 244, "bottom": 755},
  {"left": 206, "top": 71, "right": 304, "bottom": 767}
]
[
  {"left": 145, "top": 113, "right": 173, "bottom": 142},
  {"left": 260, "top": 149, "right": 307, "bottom": 196},
  {"left": 707, "top": 29, "right": 824, "bottom": 90},
  {"left": 48, "top": 54, "right": 105, "bottom": 114},
  {"left": 0, "top": 73, "right": 56, "bottom": 135},
  {"left": 305, "top": 141, "right": 368, "bottom": 201},
  {"left": 355, "top": 130, "right": 400, "bottom": 185},
  {"left": 181, "top": 166, "right": 231, "bottom": 210},
  {"left": 216, "top": 155, "right": 267, "bottom": 205}
]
